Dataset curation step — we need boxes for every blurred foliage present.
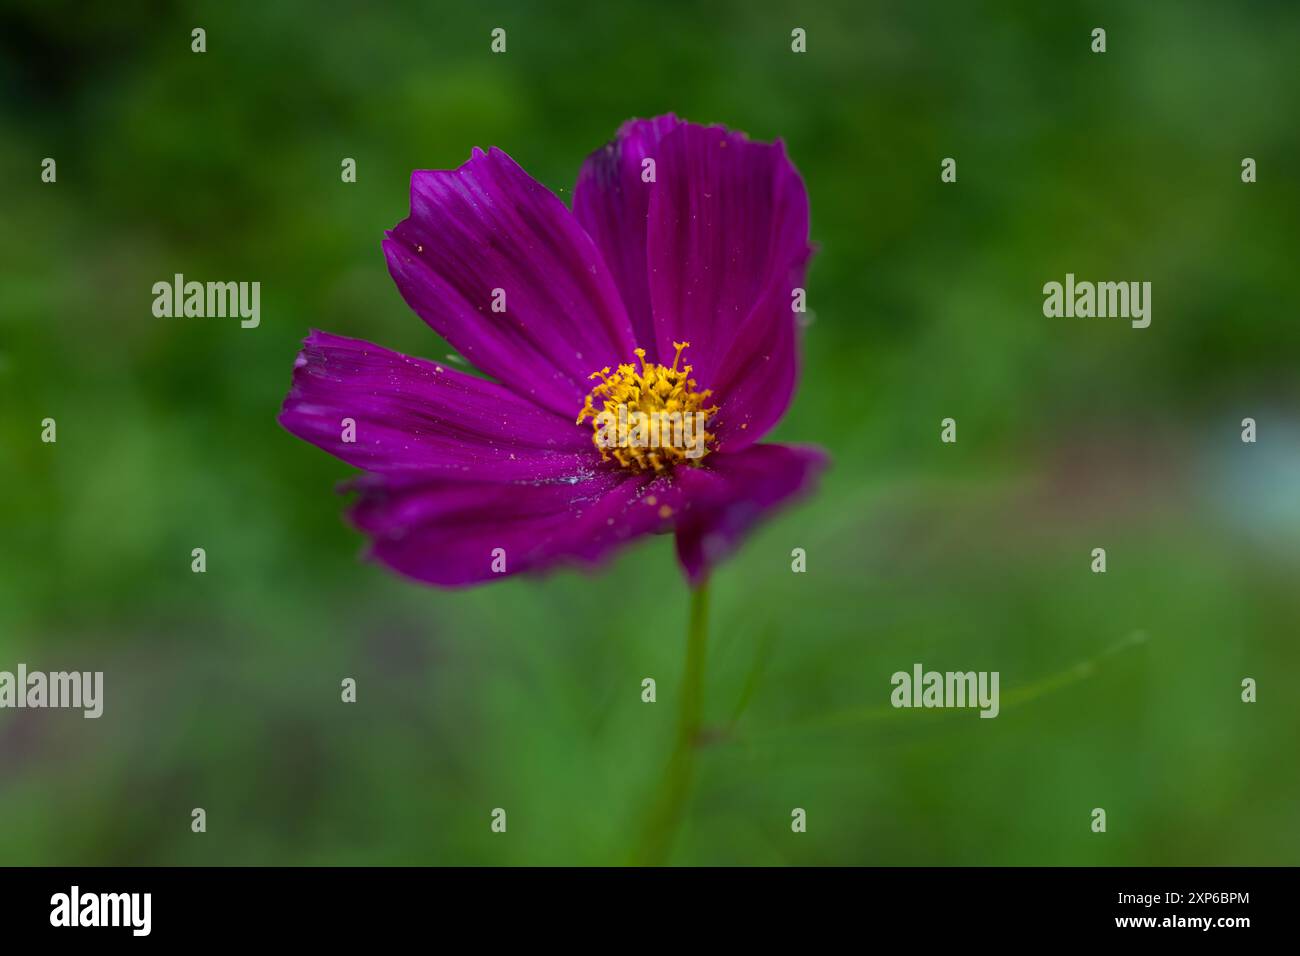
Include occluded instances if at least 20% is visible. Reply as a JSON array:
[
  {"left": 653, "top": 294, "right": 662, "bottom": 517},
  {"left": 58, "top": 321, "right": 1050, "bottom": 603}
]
[{"left": 1, "top": 0, "right": 1298, "bottom": 865}]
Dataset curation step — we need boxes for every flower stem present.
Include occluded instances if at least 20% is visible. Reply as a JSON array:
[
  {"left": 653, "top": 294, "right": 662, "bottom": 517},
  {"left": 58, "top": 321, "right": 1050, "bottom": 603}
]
[{"left": 630, "top": 577, "right": 710, "bottom": 865}]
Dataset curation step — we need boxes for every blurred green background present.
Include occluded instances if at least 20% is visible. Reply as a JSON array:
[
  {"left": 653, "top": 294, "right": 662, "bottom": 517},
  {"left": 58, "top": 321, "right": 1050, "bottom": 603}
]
[{"left": 2, "top": 0, "right": 1298, "bottom": 865}]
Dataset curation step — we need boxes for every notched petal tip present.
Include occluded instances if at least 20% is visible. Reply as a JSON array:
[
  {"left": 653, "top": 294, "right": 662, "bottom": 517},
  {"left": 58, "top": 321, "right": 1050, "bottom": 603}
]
[{"left": 384, "top": 140, "right": 636, "bottom": 418}]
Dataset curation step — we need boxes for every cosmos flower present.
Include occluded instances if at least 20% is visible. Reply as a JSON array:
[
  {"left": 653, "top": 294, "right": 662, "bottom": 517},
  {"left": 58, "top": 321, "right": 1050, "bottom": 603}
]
[{"left": 279, "top": 114, "right": 827, "bottom": 587}]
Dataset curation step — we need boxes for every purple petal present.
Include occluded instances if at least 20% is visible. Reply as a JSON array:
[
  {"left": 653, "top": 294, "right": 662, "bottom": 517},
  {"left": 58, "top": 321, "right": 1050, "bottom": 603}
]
[
  {"left": 673, "top": 444, "right": 828, "bottom": 585},
  {"left": 278, "top": 330, "right": 598, "bottom": 482},
  {"left": 573, "top": 114, "right": 682, "bottom": 361},
  {"left": 347, "top": 470, "right": 687, "bottom": 588},
  {"left": 646, "top": 123, "right": 811, "bottom": 449},
  {"left": 384, "top": 147, "right": 636, "bottom": 418}
]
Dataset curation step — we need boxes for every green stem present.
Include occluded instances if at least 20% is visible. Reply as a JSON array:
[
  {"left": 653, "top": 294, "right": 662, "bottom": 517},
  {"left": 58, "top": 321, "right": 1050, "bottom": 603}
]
[{"left": 630, "top": 578, "right": 710, "bottom": 865}]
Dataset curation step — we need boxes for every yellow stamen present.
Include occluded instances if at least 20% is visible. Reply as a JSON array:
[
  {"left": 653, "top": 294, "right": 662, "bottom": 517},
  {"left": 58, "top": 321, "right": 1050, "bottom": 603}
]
[{"left": 576, "top": 342, "right": 719, "bottom": 473}]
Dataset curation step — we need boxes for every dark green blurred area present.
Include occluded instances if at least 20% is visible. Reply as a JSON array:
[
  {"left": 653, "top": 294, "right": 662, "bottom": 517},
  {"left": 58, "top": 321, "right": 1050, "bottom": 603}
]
[{"left": 2, "top": 0, "right": 1298, "bottom": 865}]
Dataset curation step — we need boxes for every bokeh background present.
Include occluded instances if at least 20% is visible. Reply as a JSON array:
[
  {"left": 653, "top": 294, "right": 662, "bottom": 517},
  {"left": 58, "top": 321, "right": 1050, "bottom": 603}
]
[{"left": 2, "top": 0, "right": 1298, "bottom": 865}]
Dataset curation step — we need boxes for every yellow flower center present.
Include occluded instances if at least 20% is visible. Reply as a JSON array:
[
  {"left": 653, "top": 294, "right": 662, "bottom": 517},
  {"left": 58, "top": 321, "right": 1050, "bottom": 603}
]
[{"left": 576, "top": 342, "right": 719, "bottom": 473}]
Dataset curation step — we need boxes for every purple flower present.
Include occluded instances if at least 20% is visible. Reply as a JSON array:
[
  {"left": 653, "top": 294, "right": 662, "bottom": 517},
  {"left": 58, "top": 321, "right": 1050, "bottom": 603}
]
[{"left": 279, "top": 115, "right": 828, "bottom": 588}]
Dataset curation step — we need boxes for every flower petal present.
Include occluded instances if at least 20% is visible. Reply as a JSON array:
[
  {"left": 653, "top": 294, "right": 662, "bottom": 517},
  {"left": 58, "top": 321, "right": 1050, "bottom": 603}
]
[
  {"left": 572, "top": 114, "right": 682, "bottom": 361},
  {"left": 347, "top": 470, "right": 686, "bottom": 588},
  {"left": 646, "top": 123, "right": 811, "bottom": 448},
  {"left": 278, "top": 330, "right": 598, "bottom": 482},
  {"left": 384, "top": 147, "right": 636, "bottom": 417},
  {"left": 673, "top": 444, "right": 828, "bottom": 585}
]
